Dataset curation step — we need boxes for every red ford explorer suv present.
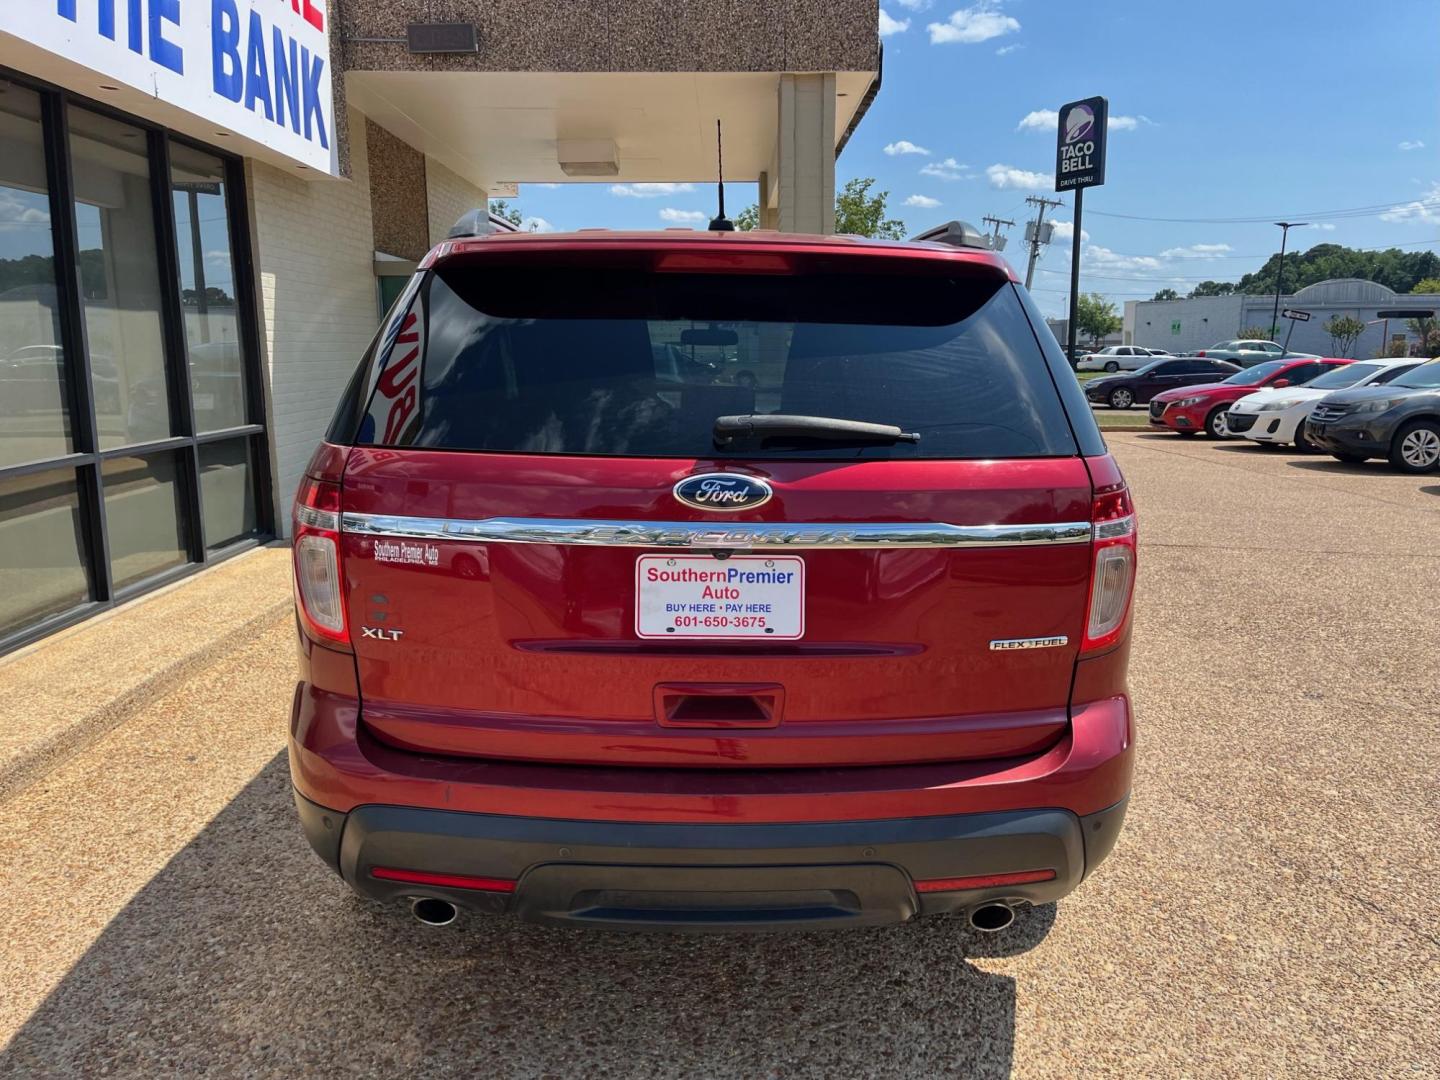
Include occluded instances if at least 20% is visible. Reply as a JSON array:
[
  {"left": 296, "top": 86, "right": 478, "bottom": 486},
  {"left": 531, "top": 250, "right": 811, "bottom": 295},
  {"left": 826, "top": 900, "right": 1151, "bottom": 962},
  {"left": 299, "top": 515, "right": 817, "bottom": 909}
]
[
  {"left": 1148, "top": 357, "right": 1351, "bottom": 438},
  {"left": 288, "top": 224, "right": 1136, "bottom": 933}
]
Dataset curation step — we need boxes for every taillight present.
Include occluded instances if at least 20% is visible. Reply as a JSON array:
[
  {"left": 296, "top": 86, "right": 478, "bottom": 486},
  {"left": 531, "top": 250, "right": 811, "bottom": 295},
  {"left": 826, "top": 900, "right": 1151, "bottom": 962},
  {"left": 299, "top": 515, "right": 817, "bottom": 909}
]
[
  {"left": 293, "top": 477, "right": 348, "bottom": 646},
  {"left": 1195, "top": 350, "right": 1205, "bottom": 357},
  {"left": 1083, "top": 480, "right": 1136, "bottom": 653}
]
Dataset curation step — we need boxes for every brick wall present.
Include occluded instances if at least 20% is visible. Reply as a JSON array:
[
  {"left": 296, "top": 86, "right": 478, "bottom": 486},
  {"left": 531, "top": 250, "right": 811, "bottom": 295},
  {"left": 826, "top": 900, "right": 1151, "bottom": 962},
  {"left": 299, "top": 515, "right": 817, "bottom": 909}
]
[
  {"left": 425, "top": 156, "right": 487, "bottom": 247},
  {"left": 246, "top": 108, "right": 379, "bottom": 530}
]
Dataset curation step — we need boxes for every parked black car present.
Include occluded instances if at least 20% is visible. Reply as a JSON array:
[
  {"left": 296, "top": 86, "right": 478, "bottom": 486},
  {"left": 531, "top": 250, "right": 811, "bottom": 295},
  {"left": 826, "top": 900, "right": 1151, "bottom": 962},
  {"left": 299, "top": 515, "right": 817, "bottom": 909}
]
[
  {"left": 1305, "top": 358, "right": 1440, "bottom": 473},
  {"left": 1083, "top": 357, "right": 1241, "bottom": 410}
]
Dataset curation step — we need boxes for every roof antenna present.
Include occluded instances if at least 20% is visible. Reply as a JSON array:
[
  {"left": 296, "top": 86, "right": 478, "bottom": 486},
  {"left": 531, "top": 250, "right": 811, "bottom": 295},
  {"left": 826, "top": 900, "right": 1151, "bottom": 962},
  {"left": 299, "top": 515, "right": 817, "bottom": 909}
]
[{"left": 708, "top": 119, "right": 735, "bottom": 232}]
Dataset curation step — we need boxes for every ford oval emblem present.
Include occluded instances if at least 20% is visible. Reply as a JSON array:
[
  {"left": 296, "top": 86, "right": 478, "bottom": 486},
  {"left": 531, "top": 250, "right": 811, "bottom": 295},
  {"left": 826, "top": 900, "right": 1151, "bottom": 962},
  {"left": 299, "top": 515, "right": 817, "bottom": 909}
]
[{"left": 673, "top": 472, "right": 773, "bottom": 512}]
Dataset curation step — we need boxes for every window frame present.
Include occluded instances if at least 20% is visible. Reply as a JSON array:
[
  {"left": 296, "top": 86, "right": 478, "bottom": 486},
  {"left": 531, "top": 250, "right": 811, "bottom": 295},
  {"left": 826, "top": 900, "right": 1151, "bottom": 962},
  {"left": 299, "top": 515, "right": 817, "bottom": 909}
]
[{"left": 0, "top": 67, "right": 274, "bottom": 655}]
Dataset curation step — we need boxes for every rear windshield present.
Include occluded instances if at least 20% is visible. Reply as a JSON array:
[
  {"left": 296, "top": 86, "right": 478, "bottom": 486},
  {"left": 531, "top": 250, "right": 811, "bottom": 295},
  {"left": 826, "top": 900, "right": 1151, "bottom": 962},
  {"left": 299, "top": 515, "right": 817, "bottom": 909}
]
[{"left": 347, "top": 265, "right": 1077, "bottom": 460}]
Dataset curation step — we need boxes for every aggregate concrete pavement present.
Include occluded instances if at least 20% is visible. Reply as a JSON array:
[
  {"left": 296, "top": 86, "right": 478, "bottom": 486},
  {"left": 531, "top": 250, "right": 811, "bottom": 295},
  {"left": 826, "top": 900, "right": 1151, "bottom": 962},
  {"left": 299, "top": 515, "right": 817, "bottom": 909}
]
[{"left": 1, "top": 431, "right": 1436, "bottom": 1078}]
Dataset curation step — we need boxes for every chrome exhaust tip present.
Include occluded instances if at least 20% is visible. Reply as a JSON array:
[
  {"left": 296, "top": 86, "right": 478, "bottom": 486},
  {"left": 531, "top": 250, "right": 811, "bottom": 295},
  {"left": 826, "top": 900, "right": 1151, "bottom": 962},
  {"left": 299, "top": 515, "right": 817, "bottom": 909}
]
[
  {"left": 410, "top": 897, "right": 458, "bottom": 927},
  {"left": 968, "top": 902, "right": 1016, "bottom": 933}
]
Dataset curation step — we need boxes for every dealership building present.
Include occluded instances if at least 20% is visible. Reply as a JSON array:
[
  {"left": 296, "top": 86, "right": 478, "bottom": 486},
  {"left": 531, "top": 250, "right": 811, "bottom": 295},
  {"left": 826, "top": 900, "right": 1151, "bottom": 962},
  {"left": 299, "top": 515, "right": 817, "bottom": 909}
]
[
  {"left": 1124, "top": 278, "right": 1440, "bottom": 357},
  {"left": 0, "top": 0, "right": 880, "bottom": 652}
]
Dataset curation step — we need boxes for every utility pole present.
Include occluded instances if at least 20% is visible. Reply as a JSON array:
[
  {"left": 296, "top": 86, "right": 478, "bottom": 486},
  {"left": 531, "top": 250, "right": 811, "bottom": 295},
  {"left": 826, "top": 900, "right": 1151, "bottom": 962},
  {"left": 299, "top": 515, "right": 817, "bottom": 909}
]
[
  {"left": 1270, "top": 221, "right": 1307, "bottom": 339},
  {"left": 1022, "top": 195, "right": 1063, "bottom": 289},
  {"left": 981, "top": 215, "right": 1014, "bottom": 252}
]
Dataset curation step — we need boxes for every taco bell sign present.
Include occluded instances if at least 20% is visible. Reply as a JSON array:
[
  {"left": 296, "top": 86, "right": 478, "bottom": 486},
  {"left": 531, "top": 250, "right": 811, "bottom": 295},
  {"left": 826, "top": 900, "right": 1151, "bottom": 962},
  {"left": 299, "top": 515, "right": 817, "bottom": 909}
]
[
  {"left": 1055, "top": 96, "right": 1107, "bottom": 193},
  {"left": 0, "top": 1, "right": 336, "bottom": 175}
]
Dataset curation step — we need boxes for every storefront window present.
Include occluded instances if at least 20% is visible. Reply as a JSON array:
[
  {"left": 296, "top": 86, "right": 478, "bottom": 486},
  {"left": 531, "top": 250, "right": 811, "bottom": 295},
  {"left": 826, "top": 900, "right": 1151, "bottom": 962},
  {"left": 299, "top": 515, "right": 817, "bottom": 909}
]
[
  {"left": 69, "top": 108, "right": 173, "bottom": 450},
  {"left": 0, "top": 468, "right": 92, "bottom": 634},
  {"left": 101, "top": 452, "right": 189, "bottom": 589},
  {"left": 0, "top": 75, "right": 270, "bottom": 651},
  {"left": 171, "top": 143, "right": 247, "bottom": 433},
  {"left": 198, "top": 437, "right": 257, "bottom": 550},
  {"left": 0, "top": 83, "right": 70, "bottom": 469}
]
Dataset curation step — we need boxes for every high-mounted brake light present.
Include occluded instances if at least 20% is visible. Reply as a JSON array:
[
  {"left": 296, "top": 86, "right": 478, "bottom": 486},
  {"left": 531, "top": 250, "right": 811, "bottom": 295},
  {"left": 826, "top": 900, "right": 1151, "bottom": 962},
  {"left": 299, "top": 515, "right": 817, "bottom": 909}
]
[
  {"left": 1083, "top": 480, "right": 1137, "bottom": 654},
  {"left": 293, "top": 477, "right": 348, "bottom": 646}
]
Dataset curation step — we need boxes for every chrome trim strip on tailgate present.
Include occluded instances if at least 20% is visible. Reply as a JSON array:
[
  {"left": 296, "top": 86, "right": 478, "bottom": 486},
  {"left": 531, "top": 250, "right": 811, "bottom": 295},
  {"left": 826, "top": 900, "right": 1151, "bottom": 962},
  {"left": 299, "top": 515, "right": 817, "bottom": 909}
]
[{"left": 341, "top": 514, "right": 1094, "bottom": 550}]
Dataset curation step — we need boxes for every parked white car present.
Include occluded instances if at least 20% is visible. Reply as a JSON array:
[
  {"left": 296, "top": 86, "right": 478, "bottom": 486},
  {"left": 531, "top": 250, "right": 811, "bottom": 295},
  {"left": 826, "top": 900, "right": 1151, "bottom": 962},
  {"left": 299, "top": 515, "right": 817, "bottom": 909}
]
[
  {"left": 1076, "top": 345, "right": 1170, "bottom": 372},
  {"left": 1225, "top": 358, "right": 1425, "bottom": 450}
]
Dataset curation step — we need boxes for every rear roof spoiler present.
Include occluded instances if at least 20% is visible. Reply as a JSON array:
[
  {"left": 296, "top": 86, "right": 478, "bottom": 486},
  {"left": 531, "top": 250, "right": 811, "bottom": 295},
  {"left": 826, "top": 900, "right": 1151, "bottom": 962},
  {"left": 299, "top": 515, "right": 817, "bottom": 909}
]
[
  {"left": 448, "top": 209, "right": 523, "bottom": 239},
  {"left": 909, "top": 220, "right": 989, "bottom": 249}
]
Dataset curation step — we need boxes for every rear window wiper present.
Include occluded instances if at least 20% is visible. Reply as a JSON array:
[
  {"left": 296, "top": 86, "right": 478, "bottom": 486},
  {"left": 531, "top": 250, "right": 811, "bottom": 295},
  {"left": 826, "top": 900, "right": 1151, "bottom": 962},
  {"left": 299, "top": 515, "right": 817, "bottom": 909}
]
[{"left": 713, "top": 414, "right": 921, "bottom": 448}]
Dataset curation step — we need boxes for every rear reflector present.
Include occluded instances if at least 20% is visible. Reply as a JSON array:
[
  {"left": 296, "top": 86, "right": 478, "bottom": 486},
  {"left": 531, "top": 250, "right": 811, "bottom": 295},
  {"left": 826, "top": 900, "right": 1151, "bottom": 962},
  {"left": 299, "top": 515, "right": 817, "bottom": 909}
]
[
  {"left": 913, "top": 869, "right": 1057, "bottom": 894},
  {"left": 370, "top": 867, "right": 517, "bottom": 893}
]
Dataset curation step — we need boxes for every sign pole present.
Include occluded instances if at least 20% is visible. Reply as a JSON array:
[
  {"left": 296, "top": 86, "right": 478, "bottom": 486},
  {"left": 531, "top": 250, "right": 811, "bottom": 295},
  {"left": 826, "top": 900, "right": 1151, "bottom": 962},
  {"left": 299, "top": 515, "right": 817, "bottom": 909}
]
[{"left": 1066, "top": 187, "right": 1083, "bottom": 368}]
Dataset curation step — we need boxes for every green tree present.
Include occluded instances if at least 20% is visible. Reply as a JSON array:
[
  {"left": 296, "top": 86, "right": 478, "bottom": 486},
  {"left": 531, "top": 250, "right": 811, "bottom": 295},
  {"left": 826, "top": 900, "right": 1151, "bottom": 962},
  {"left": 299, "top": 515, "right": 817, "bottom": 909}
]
[
  {"left": 834, "top": 178, "right": 906, "bottom": 239},
  {"left": 1410, "top": 277, "right": 1440, "bottom": 295},
  {"left": 734, "top": 204, "right": 760, "bottom": 231},
  {"left": 1237, "top": 326, "right": 1273, "bottom": 341},
  {"left": 1150, "top": 288, "right": 1179, "bottom": 301},
  {"left": 489, "top": 199, "right": 524, "bottom": 228},
  {"left": 1324, "top": 315, "right": 1366, "bottom": 357},
  {"left": 1188, "top": 280, "right": 1236, "bottom": 298},
  {"left": 1075, "top": 292, "right": 1122, "bottom": 347},
  {"left": 1406, "top": 315, "right": 1440, "bottom": 354}
]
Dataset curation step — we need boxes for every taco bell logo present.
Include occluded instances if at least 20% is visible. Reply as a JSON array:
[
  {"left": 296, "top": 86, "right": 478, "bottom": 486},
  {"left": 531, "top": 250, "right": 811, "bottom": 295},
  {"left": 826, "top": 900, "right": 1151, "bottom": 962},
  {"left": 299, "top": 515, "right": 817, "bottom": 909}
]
[{"left": 1064, "top": 104, "right": 1095, "bottom": 144}]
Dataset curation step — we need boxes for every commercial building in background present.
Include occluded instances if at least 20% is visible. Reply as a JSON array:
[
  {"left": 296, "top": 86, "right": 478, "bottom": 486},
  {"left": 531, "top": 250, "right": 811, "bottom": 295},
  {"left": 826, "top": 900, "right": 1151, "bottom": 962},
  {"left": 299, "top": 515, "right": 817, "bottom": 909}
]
[
  {"left": 0, "top": 0, "right": 881, "bottom": 652},
  {"left": 1124, "top": 279, "right": 1440, "bottom": 356}
]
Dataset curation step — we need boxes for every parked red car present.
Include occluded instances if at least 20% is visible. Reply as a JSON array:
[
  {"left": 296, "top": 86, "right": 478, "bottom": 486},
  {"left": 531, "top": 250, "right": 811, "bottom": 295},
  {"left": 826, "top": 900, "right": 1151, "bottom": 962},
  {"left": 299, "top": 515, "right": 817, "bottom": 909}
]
[
  {"left": 289, "top": 226, "right": 1136, "bottom": 933},
  {"left": 1148, "top": 358, "right": 1352, "bottom": 438}
]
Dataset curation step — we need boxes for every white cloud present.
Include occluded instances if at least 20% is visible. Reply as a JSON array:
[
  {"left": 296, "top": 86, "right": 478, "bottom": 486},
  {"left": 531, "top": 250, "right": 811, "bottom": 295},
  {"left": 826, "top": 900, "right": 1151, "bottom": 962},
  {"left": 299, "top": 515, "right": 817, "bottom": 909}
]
[
  {"left": 1380, "top": 182, "right": 1440, "bottom": 226},
  {"left": 1399, "top": 140, "right": 1425, "bottom": 151},
  {"left": 904, "top": 194, "right": 942, "bottom": 209},
  {"left": 204, "top": 249, "right": 232, "bottom": 264},
  {"left": 1050, "top": 220, "right": 1089, "bottom": 244},
  {"left": 610, "top": 183, "right": 696, "bottom": 198},
  {"left": 658, "top": 208, "right": 708, "bottom": 224},
  {"left": 1084, "top": 245, "right": 1163, "bottom": 272},
  {"left": 1312, "top": 223, "right": 1336, "bottom": 231},
  {"left": 927, "top": 3, "right": 1020, "bottom": 45},
  {"left": 879, "top": 9, "right": 911, "bottom": 36},
  {"left": 1018, "top": 109, "right": 1144, "bottom": 133},
  {"left": 919, "top": 157, "right": 972, "bottom": 180},
  {"left": 523, "top": 216, "right": 558, "bottom": 233},
  {"left": 893, "top": 0, "right": 932, "bottom": 8},
  {"left": 0, "top": 189, "right": 49, "bottom": 229},
  {"left": 995, "top": 43, "right": 1021, "bottom": 55},
  {"left": 985, "top": 163, "right": 1050, "bottom": 190},
  {"left": 1016, "top": 109, "right": 1059, "bottom": 132},
  {"left": 1158, "top": 243, "right": 1233, "bottom": 259},
  {"left": 884, "top": 139, "right": 931, "bottom": 156},
  {"left": 529, "top": 183, "right": 561, "bottom": 190}
]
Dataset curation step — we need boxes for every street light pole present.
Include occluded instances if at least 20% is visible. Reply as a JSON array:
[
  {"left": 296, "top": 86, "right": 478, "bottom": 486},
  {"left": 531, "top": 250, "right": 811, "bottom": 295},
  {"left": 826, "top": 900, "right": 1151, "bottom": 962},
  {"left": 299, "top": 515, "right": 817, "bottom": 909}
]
[{"left": 1271, "top": 221, "right": 1307, "bottom": 339}]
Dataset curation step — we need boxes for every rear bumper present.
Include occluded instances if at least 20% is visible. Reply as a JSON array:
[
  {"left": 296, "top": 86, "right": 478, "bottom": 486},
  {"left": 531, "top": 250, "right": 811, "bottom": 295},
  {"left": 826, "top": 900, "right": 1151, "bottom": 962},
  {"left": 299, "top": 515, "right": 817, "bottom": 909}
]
[{"left": 295, "top": 791, "right": 1129, "bottom": 931}]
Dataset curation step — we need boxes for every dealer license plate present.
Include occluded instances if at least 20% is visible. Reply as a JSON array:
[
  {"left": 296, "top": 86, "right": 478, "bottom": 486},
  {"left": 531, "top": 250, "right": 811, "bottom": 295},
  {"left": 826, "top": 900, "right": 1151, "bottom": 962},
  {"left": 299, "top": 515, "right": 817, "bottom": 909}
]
[{"left": 635, "top": 554, "right": 805, "bottom": 640}]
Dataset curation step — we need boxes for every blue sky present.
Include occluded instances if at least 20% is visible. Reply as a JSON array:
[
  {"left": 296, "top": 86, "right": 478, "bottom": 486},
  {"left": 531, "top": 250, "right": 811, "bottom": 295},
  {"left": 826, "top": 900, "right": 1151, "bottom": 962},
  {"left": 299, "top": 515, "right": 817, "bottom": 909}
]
[{"left": 503, "top": 0, "right": 1440, "bottom": 318}]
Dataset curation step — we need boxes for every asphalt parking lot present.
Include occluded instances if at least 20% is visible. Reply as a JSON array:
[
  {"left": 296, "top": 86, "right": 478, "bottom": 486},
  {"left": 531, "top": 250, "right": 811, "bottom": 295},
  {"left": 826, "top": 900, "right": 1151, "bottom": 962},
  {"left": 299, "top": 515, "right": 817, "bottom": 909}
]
[{"left": 1, "top": 431, "right": 1436, "bottom": 1079}]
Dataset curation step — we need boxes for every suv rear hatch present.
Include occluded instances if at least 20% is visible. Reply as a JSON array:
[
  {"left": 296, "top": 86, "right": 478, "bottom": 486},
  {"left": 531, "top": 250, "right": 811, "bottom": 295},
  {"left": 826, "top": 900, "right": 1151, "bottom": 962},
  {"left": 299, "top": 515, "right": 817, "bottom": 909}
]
[{"left": 303, "top": 239, "right": 1113, "bottom": 769}]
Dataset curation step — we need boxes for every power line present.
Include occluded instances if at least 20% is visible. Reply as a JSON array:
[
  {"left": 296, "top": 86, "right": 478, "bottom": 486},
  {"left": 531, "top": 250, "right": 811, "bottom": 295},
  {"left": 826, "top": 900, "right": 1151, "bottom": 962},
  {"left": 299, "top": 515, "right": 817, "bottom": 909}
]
[{"left": 1088, "top": 194, "right": 1440, "bottom": 225}]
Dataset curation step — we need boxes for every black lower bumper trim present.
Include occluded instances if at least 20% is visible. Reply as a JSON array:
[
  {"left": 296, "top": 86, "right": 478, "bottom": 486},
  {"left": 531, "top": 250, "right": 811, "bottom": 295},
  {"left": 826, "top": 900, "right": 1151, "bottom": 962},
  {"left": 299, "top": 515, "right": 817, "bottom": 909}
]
[{"left": 293, "top": 792, "right": 1129, "bottom": 932}]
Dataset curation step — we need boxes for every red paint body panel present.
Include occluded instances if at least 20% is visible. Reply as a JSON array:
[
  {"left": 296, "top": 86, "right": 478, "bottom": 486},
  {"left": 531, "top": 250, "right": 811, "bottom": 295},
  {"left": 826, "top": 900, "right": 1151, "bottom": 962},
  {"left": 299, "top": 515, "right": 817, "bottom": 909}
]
[{"left": 339, "top": 450, "right": 1094, "bottom": 767}]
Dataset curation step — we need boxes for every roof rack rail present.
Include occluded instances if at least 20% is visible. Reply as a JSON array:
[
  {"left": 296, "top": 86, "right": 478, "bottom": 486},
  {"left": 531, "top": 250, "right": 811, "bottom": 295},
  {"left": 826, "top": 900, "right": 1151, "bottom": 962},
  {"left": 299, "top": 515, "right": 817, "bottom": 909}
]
[
  {"left": 909, "top": 220, "right": 988, "bottom": 249},
  {"left": 447, "top": 208, "right": 522, "bottom": 239}
]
